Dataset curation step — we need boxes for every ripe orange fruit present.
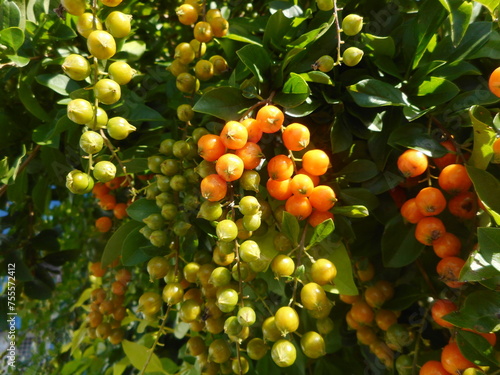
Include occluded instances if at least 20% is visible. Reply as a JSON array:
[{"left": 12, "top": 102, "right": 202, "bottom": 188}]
[
  {"left": 436, "top": 257, "right": 465, "bottom": 288},
  {"left": 93, "top": 182, "right": 110, "bottom": 198},
  {"left": 90, "top": 261, "right": 106, "bottom": 277},
  {"left": 256, "top": 105, "right": 284, "bottom": 133},
  {"left": 113, "top": 202, "right": 128, "bottom": 220},
  {"left": 431, "top": 299, "right": 458, "bottom": 328},
  {"left": 176, "top": 3, "right": 198, "bottom": 25},
  {"left": 438, "top": 164, "right": 472, "bottom": 194},
  {"left": 415, "top": 187, "right": 447, "bottom": 216},
  {"left": 290, "top": 174, "right": 315, "bottom": 196},
  {"left": 375, "top": 310, "right": 398, "bottom": 331},
  {"left": 302, "top": 149, "right": 330, "bottom": 176},
  {"left": 99, "top": 194, "right": 117, "bottom": 210},
  {"left": 488, "top": 67, "right": 500, "bottom": 98},
  {"left": 285, "top": 195, "right": 313, "bottom": 220},
  {"left": 415, "top": 217, "right": 446, "bottom": 245},
  {"left": 282, "top": 123, "right": 310, "bottom": 151},
  {"left": 219, "top": 121, "right": 248, "bottom": 150},
  {"left": 400, "top": 198, "right": 425, "bottom": 224},
  {"left": 308, "top": 185, "right": 336, "bottom": 211},
  {"left": 297, "top": 168, "right": 320, "bottom": 186},
  {"left": 462, "top": 329, "right": 497, "bottom": 346},
  {"left": 350, "top": 300, "right": 374, "bottom": 325},
  {"left": 419, "top": 360, "right": 450, "bottom": 375},
  {"left": 193, "top": 21, "right": 213, "bottom": 43},
  {"left": 235, "top": 142, "right": 263, "bottom": 170},
  {"left": 201, "top": 174, "right": 227, "bottom": 201},
  {"left": 210, "top": 16, "right": 229, "bottom": 38},
  {"left": 441, "top": 342, "right": 476, "bottom": 374},
  {"left": 448, "top": 191, "right": 477, "bottom": 219},
  {"left": 198, "top": 134, "right": 226, "bottom": 162},
  {"left": 241, "top": 118, "right": 263, "bottom": 143},
  {"left": 397, "top": 149, "right": 428, "bottom": 178},
  {"left": 267, "top": 178, "right": 293, "bottom": 201},
  {"left": 105, "top": 176, "right": 126, "bottom": 190},
  {"left": 339, "top": 294, "right": 361, "bottom": 304},
  {"left": 432, "top": 232, "right": 461, "bottom": 258},
  {"left": 216, "top": 153, "right": 244, "bottom": 181},
  {"left": 267, "top": 154, "right": 294, "bottom": 181},
  {"left": 433, "top": 140, "right": 457, "bottom": 170}
]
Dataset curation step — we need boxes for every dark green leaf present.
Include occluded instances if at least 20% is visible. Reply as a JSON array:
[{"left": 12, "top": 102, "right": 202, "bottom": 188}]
[
  {"left": 18, "top": 76, "right": 51, "bottom": 122},
  {"left": 361, "top": 34, "right": 395, "bottom": 57},
  {"left": 466, "top": 166, "right": 500, "bottom": 225},
  {"left": 460, "top": 248, "right": 498, "bottom": 282},
  {"left": 31, "top": 229, "right": 60, "bottom": 252},
  {"left": 456, "top": 330, "right": 499, "bottom": 367},
  {"left": 48, "top": 22, "right": 77, "bottom": 40},
  {"left": 298, "top": 71, "right": 333, "bottom": 85},
  {"left": 336, "top": 159, "right": 379, "bottom": 183},
  {"left": 348, "top": 79, "right": 409, "bottom": 108},
  {"left": 281, "top": 211, "right": 300, "bottom": 245},
  {"left": 469, "top": 30, "right": 500, "bottom": 59},
  {"left": 273, "top": 73, "right": 310, "bottom": 108},
  {"left": 1, "top": 1, "right": 21, "bottom": 29},
  {"left": 126, "top": 198, "right": 161, "bottom": 222},
  {"left": 382, "top": 215, "right": 425, "bottom": 268},
  {"left": 101, "top": 221, "right": 143, "bottom": 267},
  {"left": 331, "top": 116, "right": 353, "bottom": 154},
  {"left": 332, "top": 205, "right": 369, "bottom": 218},
  {"left": 412, "top": 76, "right": 459, "bottom": 107},
  {"left": 382, "top": 284, "right": 426, "bottom": 311},
  {"left": 477, "top": 227, "right": 500, "bottom": 272},
  {"left": 121, "top": 227, "right": 153, "bottom": 266},
  {"left": 36, "top": 74, "right": 81, "bottom": 96},
  {"left": 446, "top": 90, "right": 499, "bottom": 115},
  {"left": 433, "top": 61, "right": 481, "bottom": 81},
  {"left": 236, "top": 44, "right": 272, "bottom": 83},
  {"left": 388, "top": 123, "right": 448, "bottom": 157},
  {"left": 443, "top": 290, "right": 500, "bottom": 332},
  {"left": 0, "top": 27, "right": 24, "bottom": 52},
  {"left": 263, "top": 10, "right": 294, "bottom": 50},
  {"left": 120, "top": 101, "right": 166, "bottom": 122},
  {"left": 193, "top": 87, "right": 256, "bottom": 121},
  {"left": 5, "top": 251, "right": 33, "bottom": 282},
  {"left": 309, "top": 219, "right": 334, "bottom": 247},
  {"left": 448, "top": 22, "right": 492, "bottom": 62},
  {"left": 24, "top": 279, "right": 53, "bottom": 300},
  {"left": 285, "top": 97, "right": 320, "bottom": 118},
  {"left": 122, "top": 340, "right": 166, "bottom": 374},
  {"left": 439, "top": 0, "right": 473, "bottom": 46},
  {"left": 339, "top": 188, "right": 379, "bottom": 210},
  {"left": 123, "top": 158, "right": 148, "bottom": 173},
  {"left": 32, "top": 177, "right": 51, "bottom": 213},
  {"left": 468, "top": 106, "right": 496, "bottom": 170}
]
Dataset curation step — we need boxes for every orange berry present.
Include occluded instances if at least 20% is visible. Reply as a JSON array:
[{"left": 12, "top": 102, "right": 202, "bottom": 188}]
[
  {"left": 219, "top": 121, "right": 248, "bottom": 150},
  {"left": 176, "top": 4, "right": 198, "bottom": 25},
  {"left": 448, "top": 191, "right": 477, "bottom": 219},
  {"left": 307, "top": 210, "right": 334, "bottom": 227},
  {"left": 431, "top": 299, "right": 457, "bottom": 328},
  {"left": 99, "top": 194, "right": 117, "bottom": 210},
  {"left": 216, "top": 153, "right": 244, "bottom": 181},
  {"left": 415, "top": 217, "right": 446, "bottom": 246},
  {"left": 113, "top": 202, "right": 128, "bottom": 219},
  {"left": 433, "top": 140, "right": 457, "bottom": 170},
  {"left": 302, "top": 149, "right": 329, "bottom": 176},
  {"left": 350, "top": 301, "right": 374, "bottom": 325},
  {"left": 96, "top": 216, "right": 113, "bottom": 233},
  {"left": 432, "top": 232, "right": 461, "bottom": 258},
  {"left": 241, "top": 118, "right": 263, "bottom": 143},
  {"left": 488, "top": 66, "right": 500, "bottom": 98},
  {"left": 193, "top": 21, "right": 213, "bottom": 43},
  {"left": 375, "top": 310, "right": 398, "bottom": 331},
  {"left": 201, "top": 174, "right": 227, "bottom": 202},
  {"left": 397, "top": 149, "right": 428, "bottom": 178},
  {"left": 198, "top": 134, "right": 226, "bottom": 162},
  {"left": 256, "top": 105, "right": 284, "bottom": 133},
  {"left": 267, "top": 178, "right": 293, "bottom": 201},
  {"left": 438, "top": 164, "right": 472, "bottom": 194},
  {"left": 285, "top": 195, "right": 313, "bottom": 220},
  {"left": 441, "top": 342, "right": 475, "bottom": 373},
  {"left": 234, "top": 142, "right": 263, "bottom": 170},
  {"left": 436, "top": 257, "right": 465, "bottom": 288},
  {"left": 297, "top": 168, "right": 320, "bottom": 186},
  {"left": 282, "top": 123, "right": 310, "bottom": 151},
  {"left": 400, "top": 198, "right": 425, "bottom": 224},
  {"left": 267, "top": 154, "right": 294, "bottom": 181},
  {"left": 419, "top": 360, "right": 450, "bottom": 375},
  {"left": 93, "top": 182, "right": 110, "bottom": 198},
  {"left": 308, "top": 185, "right": 336, "bottom": 211},
  {"left": 415, "top": 187, "right": 447, "bottom": 216},
  {"left": 90, "top": 261, "right": 106, "bottom": 277},
  {"left": 106, "top": 176, "right": 126, "bottom": 190},
  {"left": 290, "top": 174, "right": 315, "bottom": 197}
]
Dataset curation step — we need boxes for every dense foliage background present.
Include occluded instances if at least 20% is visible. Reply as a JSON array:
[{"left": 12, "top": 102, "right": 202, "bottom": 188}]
[{"left": 1, "top": 0, "right": 499, "bottom": 374}]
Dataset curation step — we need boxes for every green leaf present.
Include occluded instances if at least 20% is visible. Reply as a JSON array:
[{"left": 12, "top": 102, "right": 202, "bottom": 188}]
[
  {"left": 319, "top": 240, "right": 357, "bottom": 295},
  {"left": 36, "top": 74, "right": 81, "bottom": 96},
  {"left": 439, "top": 0, "right": 473, "bottom": 46},
  {"left": 468, "top": 106, "right": 496, "bottom": 170},
  {"left": 446, "top": 90, "right": 500, "bottom": 115},
  {"left": 31, "top": 229, "right": 60, "bottom": 251},
  {"left": 126, "top": 198, "right": 161, "bottom": 222},
  {"left": 24, "top": 279, "right": 53, "bottom": 300},
  {"left": 336, "top": 159, "right": 379, "bottom": 183},
  {"left": 477, "top": 227, "right": 500, "bottom": 272},
  {"left": 122, "top": 340, "right": 166, "bottom": 374},
  {"left": 101, "top": 221, "right": 143, "bottom": 267},
  {"left": 0, "top": 1, "right": 21, "bottom": 29},
  {"left": 448, "top": 21, "right": 492, "bottom": 62},
  {"left": 70, "top": 288, "right": 92, "bottom": 312},
  {"left": 298, "top": 71, "right": 333, "bottom": 85},
  {"left": 443, "top": 290, "right": 500, "bottom": 332},
  {"left": 5, "top": 251, "right": 33, "bottom": 282},
  {"left": 466, "top": 166, "right": 500, "bottom": 225},
  {"left": 460, "top": 248, "right": 498, "bottom": 282},
  {"left": 456, "top": 330, "right": 500, "bottom": 367},
  {"left": 412, "top": 76, "right": 459, "bottom": 107},
  {"left": 361, "top": 34, "right": 395, "bottom": 57},
  {"left": 382, "top": 284, "right": 427, "bottom": 311},
  {"left": 285, "top": 97, "right": 320, "bottom": 118},
  {"left": 273, "top": 73, "right": 310, "bottom": 108},
  {"left": 331, "top": 205, "right": 369, "bottom": 218},
  {"left": 236, "top": 44, "right": 272, "bottom": 83},
  {"left": 0, "top": 27, "right": 24, "bottom": 52},
  {"left": 121, "top": 227, "right": 152, "bottom": 266},
  {"left": 122, "top": 158, "right": 148, "bottom": 173},
  {"left": 18, "top": 76, "right": 51, "bottom": 122},
  {"left": 309, "top": 219, "right": 334, "bottom": 247},
  {"left": 42, "top": 250, "right": 80, "bottom": 266},
  {"left": 382, "top": 215, "right": 425, "bottom": 268},
  {"left": 473, "top": 0, "right": 498, "bottom": 15},
  {"left": 339, "top": 188, "right": 379, "bottom": 210},
  {"left": 347, "top": 79, "right": 409, "bottom": 108},
  {"left": 281, "top": 211, "right": 300, "bottom": 245},
  {"left": 193, "top": 87, "right": 256, "bottom": 121},
  {"left": 263, "top": 10, "right": 294, "bottom": 50},
  {"left": 388, "top": 123, "right": 448, "bottom": 157},
  {"left": 32, "top": 177, "right": 51, "bottom": 213}
]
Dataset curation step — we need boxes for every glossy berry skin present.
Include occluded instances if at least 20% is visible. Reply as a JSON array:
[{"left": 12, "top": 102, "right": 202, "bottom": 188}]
[
  {"left": 87, "top": 30, "right": 116, "bottom": 60},
  {"left": 441, "top": 342, "right": 475, "bottom": 374},
  {"left": 397, "top": 149, "right": 428, "bottom": 178},
  {"left": 271, "top": 339, "right": 297, "bottom": 367},
  {"left": 415, "top": 217, "right": 446, "bottom": 246},
  {"left": 105, "top": 11, "right": 132, "bottom": 38},
  {"left": 431, "top": 299, "right": 458, "bottom": 328},
  {"left": 436, "top": 257, "right": 465, "bottom": 288},
  {"left": 62, "top": 54, "right": 90, "bottom": 81},
  {"left": 419, "top": 360, "right": 450, "bottom": 375}
]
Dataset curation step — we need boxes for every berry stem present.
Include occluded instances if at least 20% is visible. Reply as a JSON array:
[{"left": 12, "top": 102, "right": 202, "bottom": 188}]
[
  {"left": 99, "top": 129, "right": 135, "bottom": 192},
  {"left": 333, "top": 0, "right": 344, "bottom": 65},
  {"left": 289, "top": 224, "right": 308, "bottom": 307}
]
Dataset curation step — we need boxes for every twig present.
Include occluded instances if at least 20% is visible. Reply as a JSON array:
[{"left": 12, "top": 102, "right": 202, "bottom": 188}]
[{"left": 333, "top": 0, "right": 344, "bottom": 65}]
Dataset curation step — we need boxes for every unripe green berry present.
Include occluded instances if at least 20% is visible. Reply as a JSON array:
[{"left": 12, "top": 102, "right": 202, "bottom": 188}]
[
  {"left": 80, "top": 131, "right": 104, "bottom": 154},
  {"left": 198, "top": 200, "right": 223, "bottom": 221},
  {"left": 87, "top": 30, "right": 116, "bottom": 60},
  {"left": 93, "top": 161, "right": 116, "bottom": 182},
  {"left": 313, "top": 55, "right": 334, "bottom": 73},
  {"left": 94, "top": 78, "right": 121, "bottom": 105},
  {"left": 149, "top": 230, "right": 168, "bottom": 247},
  {"left": 105, "top": 11, "right": 132, "bottom": 39},
  {"left": 66, "top": 170, "right": 94, "bottom": 194},
  {"left": 143, "top": 213, "right": 165, "bottom": 231},
  {"left": 216, "top": 220, "right": 238, "bottom": 242},
  {"left": 173, "top": 221, "right": 192, "bottom": 237},
  {"left": 342, "top": 47, "right": 364, "bottom": 67},
  {"left": 342, "top": 14, "right": 363, "bottom": 36},
  {"left": 160, "top": 159, "right": 180, "bottom": 176},
  {"left": 148, "top": 155, "right": 166, "bottom": 174},
  {"left": 156, "top": 176, "right": 172, "bottom": 193},
  {"left": 224, "top": 316, "right": 243, "bottom": 336},
  {"left": 86, "top": 107, "right": 108, "bottom": 130},
  {"left": 239, "top": 240, "right": 260, "bottom": 262},
  {"left": 170, "top": 174, "right": 187, "bottom": 191},
  {"left": 217, "top": 288, "right": 238, "bottom": 312},
  {"left": 242, "top": 213, "right": 261, "bottom": 232},
  {"left": 209, "top": 267, "right": 232, "bottom": 287},
  {"left": 271, "top": 339, "right": 297, "bottom": 367},
  {"left": 177, "top": 104, "right": 195, "bottom": 122},
  {"left": 107, "top": 117, "right": 136, "bottom": 140},
  {"left": 67, "top": 98, "right": 94, "bottom": 124},
  {"left": 237, "top": 306, "right": 256, "bottom": 327},
  {"left": 108, "top": 61, "right": 134, "bottom": 85},
  {"left": 240, "top": 170, "right": 260, "bottom": 192},
  {"left": 239, "top": 196, "right": 261, "bottom": 215},
  {"left": 161, "top": 203, "right": 178, "bottom": 221},
  {"left": 316, "top": 0, "right": 333, "bottom": 11},
  {"left": 159, "top": 138, "right": 175, "bottom": 156},
  {"left": 62, "top": 54, "right": 90, "bottom": 81},
  {"left": 247, "top": 337, "right": 268, "bottom": 360}
]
